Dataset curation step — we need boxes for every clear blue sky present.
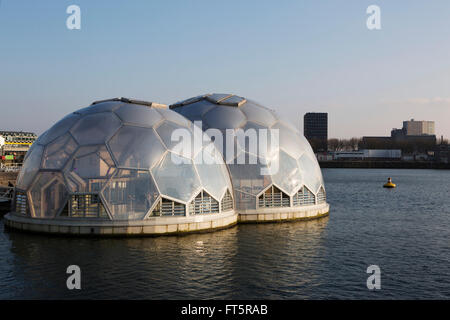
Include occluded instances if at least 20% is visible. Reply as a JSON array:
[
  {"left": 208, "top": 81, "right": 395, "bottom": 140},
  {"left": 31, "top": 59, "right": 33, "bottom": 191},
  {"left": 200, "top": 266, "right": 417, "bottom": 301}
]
[{"left": 1, "top": 0, "right": 449, "bottom": 139}]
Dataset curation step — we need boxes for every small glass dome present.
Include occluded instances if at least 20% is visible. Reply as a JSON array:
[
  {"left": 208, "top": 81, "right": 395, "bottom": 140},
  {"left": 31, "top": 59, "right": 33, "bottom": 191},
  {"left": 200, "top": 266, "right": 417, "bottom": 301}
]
[
  {"left": 15, "top": 98, "right": 234, "bottom": 221},
  {"left": 170, "top": 94, "right": 327, "bottom": 213}
]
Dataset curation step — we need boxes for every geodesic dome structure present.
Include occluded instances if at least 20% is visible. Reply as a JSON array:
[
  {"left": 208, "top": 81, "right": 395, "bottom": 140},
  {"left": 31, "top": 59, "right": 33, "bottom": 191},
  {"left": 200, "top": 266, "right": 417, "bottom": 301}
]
[
  {"left": 170, "top": 94, "right": 327, "bottom": 213},
  {"left": 14, "top": 98, "right": 234, "bottom": 221}
]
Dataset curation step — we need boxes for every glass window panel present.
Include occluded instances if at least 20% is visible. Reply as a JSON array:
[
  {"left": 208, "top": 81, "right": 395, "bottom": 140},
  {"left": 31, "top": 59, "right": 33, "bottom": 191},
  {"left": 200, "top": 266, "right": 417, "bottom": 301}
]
[
  {"left": 151, "top": 152, "right": 201, "bottom": 202},
  {"left": 102, "top": 170, "right": 159, "bottom": 220},
  {"left": 16, "top": 145, "right": 44, "bottom": 190},
  {"left": 108, "top": 125, "right": 166, "bottom": 170},
  {"left": 174, "top": 100, "right": 216, "bottom": 124},
  {"left": 194, "top": 146, "right": 230, "bottom": 201},
  {"left": 156, "top": 108, "right": 192, "bottom": 128},
  {"left": 298, "top": 154, "right": 321, "bottom": 194},
  {"left": 39, "top": 113, "right": 81, "bottom": 145},
  {"left": 114, "top": 104, "right": 163, "bottom": 127},
  {"left": 70, "top": 112, "right": 122, "bottom": 145},
  {"left": 270, "top": 151, "right": 302, "bottom": 195},
  {"left": 240, "top": 101, "right": 277, "bottom": 127},
  {"left": 29, "top": 172, "right": 68, "bottom": 218},
  {"left": 203, "top": 106, "right": 247, "bottom": 130},
  {"left": 271, "top": 122, "right": 305, "bottom": 159},
  {"left": 42, "top": 133, "right": 78, "bottom": 169},
  {"left": 156, "top": 121, "right": 190, "bottom": 152}
]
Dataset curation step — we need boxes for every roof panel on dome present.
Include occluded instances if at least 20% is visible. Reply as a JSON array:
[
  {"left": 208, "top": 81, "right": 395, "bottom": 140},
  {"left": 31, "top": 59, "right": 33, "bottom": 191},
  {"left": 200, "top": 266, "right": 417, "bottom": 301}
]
[
  {"left": 16, "top": 144, "right": 44, "bottom": 190},
  {"left": 102, "top": 170, "right": 159, "bottom": 220},
  {"left": 41, "top": 133, "right": 78, "bottom": 169},
  {"left": 203, "top": 106, "right": 246, "bottom": 130},
  {"left": 70, "top": 112, "right": 122, "bottom": 145},
  {"left": 114, "top": 104, "right": 163, "bottom": 127},
  {"left": 156, "top": 108, "right": 192, "bottom": 128},
  {"left": 271, "top": 122, "right": 305, "bottom": 159},
  {"left": 108, "top": 125, "right": 166, "bottom": 170},
  {"left": 205, "top": 93, "right": 233, "bottom": 104},
  {"left": 240, "top": 101, "right": 277, "bottom": 127},
  {"left": 173, "top": 99, "right": 216, "bottom": 123},
  {"left": 170, "top": 94, "right": 210, "bottom": 108},
  {"left": 219, "top": 95, "right": 247, "bottom": 107},
  {"left": 76, "top": 100, "right": 125, "bottom": 115},
  {"left": 39, "top": 113, "right": 81, "bottom": 145},
  {"left": 151, "top": 152, "right": 201, "bottom": 203}
]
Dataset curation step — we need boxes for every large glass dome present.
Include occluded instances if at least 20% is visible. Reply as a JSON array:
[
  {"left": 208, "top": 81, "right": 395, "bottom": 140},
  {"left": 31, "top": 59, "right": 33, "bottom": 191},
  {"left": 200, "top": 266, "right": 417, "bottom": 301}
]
[
  {"left": 12, "top": 98, "right": 235, "bottom": 227},
  {"left": 170, "top": 94, "right": 327, "bottom": 216}
]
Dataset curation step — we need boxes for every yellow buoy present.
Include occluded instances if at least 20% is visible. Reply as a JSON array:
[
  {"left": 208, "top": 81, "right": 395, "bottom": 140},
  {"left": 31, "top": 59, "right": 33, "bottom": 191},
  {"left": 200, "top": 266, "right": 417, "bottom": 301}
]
[{"left": 383, "top": 177, "right": 396, "bottom": 188}]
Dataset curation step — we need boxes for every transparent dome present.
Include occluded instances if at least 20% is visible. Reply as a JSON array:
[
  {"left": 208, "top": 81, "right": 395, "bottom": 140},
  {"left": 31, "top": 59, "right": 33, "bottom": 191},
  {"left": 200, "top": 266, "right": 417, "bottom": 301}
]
[
  {"left": 170, "top": 94, "right": 326, "bottom": 212},
  {"left": 16, "top": 98, "right": 234, "bottom": 220}
]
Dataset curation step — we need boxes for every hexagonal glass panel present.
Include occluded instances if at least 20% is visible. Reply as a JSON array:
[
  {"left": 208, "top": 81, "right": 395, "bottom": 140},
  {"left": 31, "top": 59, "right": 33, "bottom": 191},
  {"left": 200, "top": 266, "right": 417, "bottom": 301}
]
[
  {"left": 29, "top": 172, "right": 68, "bottom": 218},
  {"left": 298, "top": 153, "right": 322, "bottom": 194},
  {"left": 70, "top": 112, "right": 122, "bottom": 145},
  {"left": 240, "top": 101, "right": 277, "bottom": 127},
  {"left": 270, "top": 150, "right": 302, "bottom": 195},
  {"left": 102, "top": 170, "right": 159, "bottom": 220},
  {"left": 194, "top": 146, "right": 230, "bottom": 201},
  {"left": 271, "top": 121, "right": 305, "bottom": 159},
  {"left": 38, "top": 113, "right": 81, "bottom": 145},
  {"left": 151, "top": 152, "right": 201, "bottom": 203},
  {"left": 114, "top": 104, "right": 163, "bottom": 127},
  {"left": 174, "top": 99, "right": 216, "bottom": 122},
  {"left": 64, "top": 146, "right": 116, "bottom": 193},
  {"left": 203, "top": 106, "right": 247, "bottom": 130},
  {"left": 16, "top": 144, "right": 44, "bottom": 190},
  {"left": 42, "top": 133, "right": 78, "bottom": 169},
  {"left": 108, "top": 125, "right": 166, "bottom": 170},
  {"left": 156, "top": 108, "right": 192, "bottom": 128}
]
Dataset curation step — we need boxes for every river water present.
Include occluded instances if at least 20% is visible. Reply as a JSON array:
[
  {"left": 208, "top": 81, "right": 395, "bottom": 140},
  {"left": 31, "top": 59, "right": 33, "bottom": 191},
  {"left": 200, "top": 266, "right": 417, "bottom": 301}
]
[{"left": 1, "top": 169, "right": 449, "bottom": 299}]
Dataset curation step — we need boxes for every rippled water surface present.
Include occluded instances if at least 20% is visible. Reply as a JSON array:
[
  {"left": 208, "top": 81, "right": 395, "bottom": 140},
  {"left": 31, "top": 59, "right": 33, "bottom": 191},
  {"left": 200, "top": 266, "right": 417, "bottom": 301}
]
[{"left": 1, "top": 169, "right": 449, "bottom": 299}]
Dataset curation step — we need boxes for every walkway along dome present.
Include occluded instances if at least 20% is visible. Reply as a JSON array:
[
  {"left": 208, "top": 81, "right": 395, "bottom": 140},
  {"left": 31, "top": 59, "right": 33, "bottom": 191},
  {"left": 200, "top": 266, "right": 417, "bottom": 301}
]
[
  {"left": 170, "top": 94, "right": 329, "bottom": 222},
  {"left": 5, "top": 98, "right": 237, "bottom": 235}
]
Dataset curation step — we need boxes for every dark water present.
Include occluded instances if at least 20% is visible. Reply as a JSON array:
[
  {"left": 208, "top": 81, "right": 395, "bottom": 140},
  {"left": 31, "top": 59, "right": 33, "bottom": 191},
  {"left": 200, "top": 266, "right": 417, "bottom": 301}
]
[{"left": 1, "top": 169, "right": 449, "bottom": 299}]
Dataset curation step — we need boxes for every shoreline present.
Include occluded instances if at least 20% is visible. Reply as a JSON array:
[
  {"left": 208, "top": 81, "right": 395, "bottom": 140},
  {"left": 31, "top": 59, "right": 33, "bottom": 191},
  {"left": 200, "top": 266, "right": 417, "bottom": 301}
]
[{"left": 319, "top": 161, "right": 450, "bottom": 169}]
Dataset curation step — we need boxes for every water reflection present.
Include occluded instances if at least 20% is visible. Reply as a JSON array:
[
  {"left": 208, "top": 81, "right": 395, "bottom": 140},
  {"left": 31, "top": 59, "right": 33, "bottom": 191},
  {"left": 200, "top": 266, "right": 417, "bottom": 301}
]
[{"left": 2, "top": 216, "right": 328, "bottom": 299}]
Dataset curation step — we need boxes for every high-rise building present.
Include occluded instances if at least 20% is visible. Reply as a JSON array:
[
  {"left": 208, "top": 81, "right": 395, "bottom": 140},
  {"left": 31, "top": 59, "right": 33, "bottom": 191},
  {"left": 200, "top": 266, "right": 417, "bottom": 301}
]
[
  {"left": 304, "top": 112, "right": 328, "bottom": 152},
  {"left": 402, "top": 119, "right": 435, "bottom": 136}
]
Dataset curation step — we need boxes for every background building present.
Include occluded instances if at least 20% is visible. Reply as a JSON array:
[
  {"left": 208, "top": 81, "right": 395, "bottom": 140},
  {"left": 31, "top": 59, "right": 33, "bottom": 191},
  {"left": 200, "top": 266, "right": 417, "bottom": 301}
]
[
  {"left": 0, "top": 131, "right": 37, "bottom": 169},
  {"left": 403, "top": 119, "right": 435, "bottom": 136},
  {"left": 304, "top": 112, "right": 328, "bottom": 152}
]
